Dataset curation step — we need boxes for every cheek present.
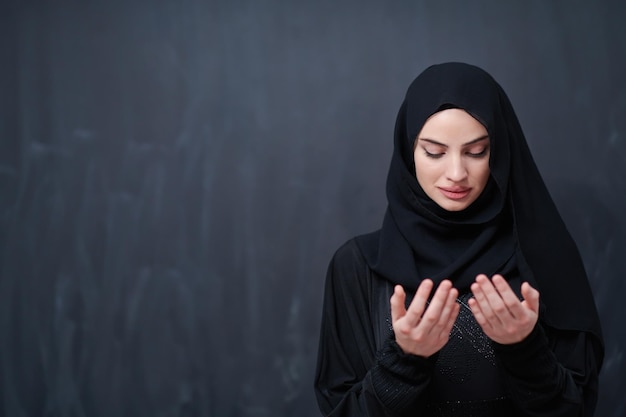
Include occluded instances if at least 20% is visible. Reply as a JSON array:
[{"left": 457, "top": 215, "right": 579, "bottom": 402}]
[
  {"left": 475, "top": 162, "right": 491, "bottom": 185},
  {"left": 414, "top": 161, "right": 440, "bottom": 188}
]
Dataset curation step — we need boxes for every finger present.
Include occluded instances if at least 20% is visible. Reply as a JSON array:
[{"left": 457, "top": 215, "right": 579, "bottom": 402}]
[
  {"left": 470, "top": 274, "right": 490, "bottom": 305},
  {"left": 476, "top": 275, "right": 510, "bottom": 323},
  {"left": 437, "top": 285, "right": 459, "bottom": 327},
  {"left": 468, "top": 296, "right": 491, "bottom": 331},
  {"left": 420, "top": 280, "right": 454, "bottom": 333},
  {"left": 428, "top": 280, "right": 453, "bottom": 313},
  {"left": 439, "top": 302, "right": 460, "bottom": 340},
  {"left": 491, "top": 275, "right": 514, "bottom": 298},
  {"left": 390, "top": 285, "right": 407, "bottom": 324},
  {"left": 521, "top": 282, "right": 540, "bottom": 314},
  {"left": 478, "top": 275, "right": 507, "bottom": 309},
  {"left": 491, "top": 275, "right": 525, "bottom": 318},
  {"left": 470, "top": 275, "right": 501, "bottom": 327},
  {"left": 404, "top": 279, "right": 434, "bottom": 327}
]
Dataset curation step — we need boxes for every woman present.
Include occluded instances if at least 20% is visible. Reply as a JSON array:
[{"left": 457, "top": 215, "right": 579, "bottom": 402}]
[{"left": 314, "top": 63, "right": 604, "bottom": 417}]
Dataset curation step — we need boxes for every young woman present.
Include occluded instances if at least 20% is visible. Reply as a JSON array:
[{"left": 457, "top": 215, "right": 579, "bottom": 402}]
[{"left": 314, "top": 63, "right": 604, "bottom": 417}]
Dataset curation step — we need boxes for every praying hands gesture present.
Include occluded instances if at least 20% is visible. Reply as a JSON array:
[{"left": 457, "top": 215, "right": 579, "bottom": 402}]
[
  {"left": 390, "top": 279, "right": 460, "bottom": 358},
  {"left": 390, "top": 274, "right": 540, "bottom": 358},
  {"left": 469, "top": 274, "right": 540, "bottom": 344}
]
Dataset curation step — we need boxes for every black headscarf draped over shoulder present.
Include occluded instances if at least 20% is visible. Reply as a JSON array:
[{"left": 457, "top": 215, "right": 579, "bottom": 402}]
[{"left": 356, "top": 62, "right": 603, "bottom": 345}]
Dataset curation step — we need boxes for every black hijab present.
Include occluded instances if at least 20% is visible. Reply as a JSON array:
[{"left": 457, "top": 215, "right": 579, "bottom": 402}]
[{"left": 356, "top": 62, "right": 603, "bottom": 345}]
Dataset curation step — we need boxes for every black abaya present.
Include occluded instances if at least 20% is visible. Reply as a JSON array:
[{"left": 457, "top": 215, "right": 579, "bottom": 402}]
[{"left": 314, "top": 237, "right": 601, "bottom": 417}]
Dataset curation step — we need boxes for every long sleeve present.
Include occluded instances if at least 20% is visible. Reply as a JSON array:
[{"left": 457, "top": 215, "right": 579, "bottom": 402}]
[
  {"left": 314, "top": 240, "right": 435, "bottom": 417},
  {"left": 494, "top": 322, "right": 602, "bottom": 417},
  {"left": 313, "top": 241, "right": 603, "bottom": 417}
]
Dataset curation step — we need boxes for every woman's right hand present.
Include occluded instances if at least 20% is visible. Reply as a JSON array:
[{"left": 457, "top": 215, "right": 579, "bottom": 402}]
[{"left": 390, "top": 279, "right": 460, "bottom": 358}]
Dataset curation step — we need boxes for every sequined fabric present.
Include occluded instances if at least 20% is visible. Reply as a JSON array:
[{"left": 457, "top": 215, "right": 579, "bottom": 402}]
[
  {"left": 424, "top": 396, "right": 513, "bottom": 417},
  {"left": 426, "top": 293, "right": 512, "bottom": 416}
]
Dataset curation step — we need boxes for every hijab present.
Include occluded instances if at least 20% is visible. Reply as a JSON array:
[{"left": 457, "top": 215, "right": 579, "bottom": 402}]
[{"left": 356, "top": 62, "right": 603, "bottom": 346}]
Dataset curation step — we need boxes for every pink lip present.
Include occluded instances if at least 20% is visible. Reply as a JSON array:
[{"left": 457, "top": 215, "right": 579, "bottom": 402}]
[{"left": 439, "top": 187, "right": 471, "bottom": 200}]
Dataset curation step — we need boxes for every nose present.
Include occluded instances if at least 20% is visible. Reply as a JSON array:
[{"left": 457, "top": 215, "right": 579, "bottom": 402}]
[{"left": 445, "top": 155, "right": 468, "bottom": 182}]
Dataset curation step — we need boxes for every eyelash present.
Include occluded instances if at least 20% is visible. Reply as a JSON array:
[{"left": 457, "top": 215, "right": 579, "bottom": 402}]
[
  {"left": 423, "top": 148, "right": 489, "bottom": 159},
  {"left": 424, "top": 150, "right": 444, "bottom": 159},
  {"left": 468, "top": 148, "right": 489, "bottom": 158}
]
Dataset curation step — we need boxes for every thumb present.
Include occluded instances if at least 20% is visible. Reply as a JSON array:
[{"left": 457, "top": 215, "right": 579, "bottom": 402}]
[
  {"left": 390, "top": 285, "right": 407, "bottom": 323},
  {"left": 521, "top": 282, "right": 540, "bottom": 314}
]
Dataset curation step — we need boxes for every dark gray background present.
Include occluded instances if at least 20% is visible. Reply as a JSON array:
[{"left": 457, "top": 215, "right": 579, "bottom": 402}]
[{"left": 1, "top": 1, "right": 624, "bottom": 416}]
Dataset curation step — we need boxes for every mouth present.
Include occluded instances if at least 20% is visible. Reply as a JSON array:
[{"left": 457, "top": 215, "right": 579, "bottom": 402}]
[{"left": 438, "top": 187, "right": 472, "bottom": 200}]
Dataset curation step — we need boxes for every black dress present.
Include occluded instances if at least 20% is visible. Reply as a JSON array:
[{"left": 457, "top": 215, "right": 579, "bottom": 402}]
[{"left": 314, "top": 237, "right": 601, "bottom": 417}]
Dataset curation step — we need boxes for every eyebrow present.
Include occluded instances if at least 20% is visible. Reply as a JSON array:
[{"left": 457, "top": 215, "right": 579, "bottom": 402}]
[{"left": 418, "top": 135, "right": 489, "bottom": 147}]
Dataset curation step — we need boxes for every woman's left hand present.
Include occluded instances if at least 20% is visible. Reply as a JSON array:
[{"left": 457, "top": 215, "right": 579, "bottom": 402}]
[{"left": 468, "top": 274, "right": 540, "bottom": 345}]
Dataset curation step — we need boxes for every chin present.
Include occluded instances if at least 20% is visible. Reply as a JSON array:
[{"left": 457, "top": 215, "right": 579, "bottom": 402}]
[
  {"left": 442, "top": 204, "right": 468, "bottom": 212},
  {"left": 435, "top": 199, "right": 473, "bottom": 212}
]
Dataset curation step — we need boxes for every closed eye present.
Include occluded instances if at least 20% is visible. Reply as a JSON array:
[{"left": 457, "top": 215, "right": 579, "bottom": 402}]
[
  {"left": 467, "top": 147, "right": 489, "bottom": 158},
  {"left": 424, "top": 149, "right": 444, "bottom": 159}
]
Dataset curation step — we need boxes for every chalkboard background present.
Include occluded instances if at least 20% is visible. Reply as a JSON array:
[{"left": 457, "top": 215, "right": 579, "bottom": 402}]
[{"left": 1, "top": 1, "right": 625, "bottom": 416}]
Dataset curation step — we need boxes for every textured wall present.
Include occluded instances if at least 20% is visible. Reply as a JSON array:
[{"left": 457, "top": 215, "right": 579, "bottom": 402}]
[{"left": 1, "top": 1, "right": 624, "bottom": 416}]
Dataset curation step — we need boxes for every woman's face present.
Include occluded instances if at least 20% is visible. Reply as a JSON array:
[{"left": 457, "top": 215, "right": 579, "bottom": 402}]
[{"left": 413, "top": 108, "right": 491, "bottom": 212}]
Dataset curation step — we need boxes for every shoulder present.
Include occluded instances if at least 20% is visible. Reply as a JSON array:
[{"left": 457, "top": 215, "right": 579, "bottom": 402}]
[
  {"left": 328, "top": 230, "right": 379, "bottom": 273},
  {"left": 324, "top": 231, "right": 381, "bottom": 294},
  {"left": 326, "top": 238, "right": 366, "bottom": 280}
]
